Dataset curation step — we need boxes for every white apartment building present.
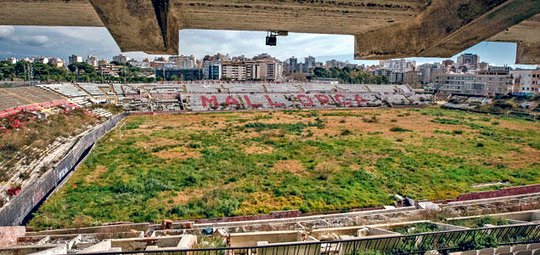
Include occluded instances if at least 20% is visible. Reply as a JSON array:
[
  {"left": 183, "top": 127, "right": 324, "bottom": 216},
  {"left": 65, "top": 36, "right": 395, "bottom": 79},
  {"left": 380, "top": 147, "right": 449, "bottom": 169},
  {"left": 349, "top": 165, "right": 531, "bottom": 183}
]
[{"left": 511, "top": 69, "right": 540, "bottom": 94}]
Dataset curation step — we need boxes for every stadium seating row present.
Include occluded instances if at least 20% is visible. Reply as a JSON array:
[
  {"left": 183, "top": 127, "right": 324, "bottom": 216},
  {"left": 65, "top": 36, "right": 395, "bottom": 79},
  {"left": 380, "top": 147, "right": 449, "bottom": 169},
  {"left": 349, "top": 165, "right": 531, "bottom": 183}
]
[
  {"left": 0, "top": 87, "right": 65, "bottom": 111},
  {"left": 4, "top": 83, "right": 431, "bottom": 114},
  {"left": 182, "top": 93, "right": 416, "bottom": 112},
  {"left": 0, "top": 100, "right": 77, "bottom": 119},
  {"left": 40, "top": 82, "right": 419, "bottom": 97}
]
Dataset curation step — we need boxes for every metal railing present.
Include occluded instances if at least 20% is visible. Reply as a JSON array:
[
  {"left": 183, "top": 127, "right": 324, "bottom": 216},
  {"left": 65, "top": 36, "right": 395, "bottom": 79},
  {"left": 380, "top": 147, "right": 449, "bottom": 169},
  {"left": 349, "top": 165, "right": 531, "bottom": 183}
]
[{"left": 77, "top": 223, "right": 540, "bottom": 255}]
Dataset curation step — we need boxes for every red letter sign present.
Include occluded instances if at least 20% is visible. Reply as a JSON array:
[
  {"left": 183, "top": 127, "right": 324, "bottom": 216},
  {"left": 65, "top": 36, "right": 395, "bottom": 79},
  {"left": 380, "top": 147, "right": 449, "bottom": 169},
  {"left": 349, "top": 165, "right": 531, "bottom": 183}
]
[
  {"left": 225, "top": 96, "right": 241, "bottom": 107},
  {"left": 201, "top": 95, "right": 218, "bottom": 108},
  {"left": 264, "top": 95, "right": 284, "bottom": 108},
  {"left": 314, "top": 94, "right": 330, "bottom": 105},
  {"left": 354, "top": 94, "right": 368, "bottom": 107},
  {"left": 297, "top": 95, "right": 314, "bottom": 107},
  {"left": 243, "top": 95, "right": 263, "bottom": 108},
  {"left": 334, "top": 94, "right": 351, "bottom": 107}
]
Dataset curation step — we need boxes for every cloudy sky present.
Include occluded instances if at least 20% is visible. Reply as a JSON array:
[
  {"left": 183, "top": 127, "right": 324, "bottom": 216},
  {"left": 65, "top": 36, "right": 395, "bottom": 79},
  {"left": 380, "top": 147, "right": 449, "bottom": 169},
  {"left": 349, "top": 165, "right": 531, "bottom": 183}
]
[{"left": 0, "top": 25, "right": 537, "bottom": 68}]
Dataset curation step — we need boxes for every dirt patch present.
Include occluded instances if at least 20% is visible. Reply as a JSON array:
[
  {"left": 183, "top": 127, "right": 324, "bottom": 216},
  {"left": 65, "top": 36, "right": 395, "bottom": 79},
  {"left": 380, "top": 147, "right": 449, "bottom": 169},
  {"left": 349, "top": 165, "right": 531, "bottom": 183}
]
[
  {"left": 496, "top": 120, "right": 540, "bottom": 132},
  {"left": 271, "top": 160, "right": 307, "bottom": 175},
  {"left": 136, "top": 138, "right": 180, "bottom": 150},
  {"left": 481, "top": 146, "right": 540, "bottom": 169},
  {"left": 168, "top": 189, "right": 205, "bottom": 205},
  {"left": 153, "top": 147, "right": 201, "bottom": 160},
  {"left": 244, "top": 145, "right": 274, "bottom": 154},
  {"left": 304, "top": 109, "right": 449, "bottom": 138},
  {"left": 84, "top": 165, "right": 107, "bottom": 183}
]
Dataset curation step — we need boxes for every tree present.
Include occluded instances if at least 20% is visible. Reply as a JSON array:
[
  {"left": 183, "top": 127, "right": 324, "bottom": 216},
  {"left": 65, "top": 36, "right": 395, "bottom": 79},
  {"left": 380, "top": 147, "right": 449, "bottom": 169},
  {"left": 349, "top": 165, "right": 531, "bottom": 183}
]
[{"left": 309, "top": 66, "right": 388, "bottom": 84}]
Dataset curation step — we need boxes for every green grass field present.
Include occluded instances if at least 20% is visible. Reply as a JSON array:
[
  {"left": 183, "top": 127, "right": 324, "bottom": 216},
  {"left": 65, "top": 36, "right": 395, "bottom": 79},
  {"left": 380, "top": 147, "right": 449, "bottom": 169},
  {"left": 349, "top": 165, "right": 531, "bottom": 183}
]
[{"left": 29, "top": 107, "right": 540, "bottom": 229}]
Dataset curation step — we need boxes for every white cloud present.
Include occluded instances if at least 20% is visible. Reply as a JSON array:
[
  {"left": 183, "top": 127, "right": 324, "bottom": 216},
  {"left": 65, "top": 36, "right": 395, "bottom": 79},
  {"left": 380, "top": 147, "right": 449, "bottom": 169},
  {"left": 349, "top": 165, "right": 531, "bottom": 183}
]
[
  {"left": 0, "top": 26, "right": 15, "bottom": 39},
  {"left": 52, "top": 27, "right": 114, "bottom": 43},
  {"left": 178, "top": 30, "right": 356, "bottom": 61},
  {"left": 20, "top": 35, "right": 50, "bottom": 46}
]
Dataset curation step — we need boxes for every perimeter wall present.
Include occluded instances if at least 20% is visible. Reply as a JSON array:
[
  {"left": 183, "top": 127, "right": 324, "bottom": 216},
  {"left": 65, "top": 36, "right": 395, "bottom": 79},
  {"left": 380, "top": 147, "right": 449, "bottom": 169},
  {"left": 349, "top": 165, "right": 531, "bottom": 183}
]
[{"left": 0, "top": 113, "right": 128, "bottom": 226}]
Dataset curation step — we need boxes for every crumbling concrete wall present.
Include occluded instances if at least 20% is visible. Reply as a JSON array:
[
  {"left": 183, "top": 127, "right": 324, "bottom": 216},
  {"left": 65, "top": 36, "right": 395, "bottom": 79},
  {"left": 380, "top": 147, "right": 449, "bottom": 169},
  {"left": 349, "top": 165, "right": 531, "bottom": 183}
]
[
  {"left": 0, "top": 113, "right": 129, "bottom": 226},
  {"left": 451, "top": 184, "right": 540, "bottom": 202},
  {"left": 26, "top": 223, "right": 148, "bottom": 236},
  {"left": 230, "top": 231, "right": 303, "bottom": 247}
]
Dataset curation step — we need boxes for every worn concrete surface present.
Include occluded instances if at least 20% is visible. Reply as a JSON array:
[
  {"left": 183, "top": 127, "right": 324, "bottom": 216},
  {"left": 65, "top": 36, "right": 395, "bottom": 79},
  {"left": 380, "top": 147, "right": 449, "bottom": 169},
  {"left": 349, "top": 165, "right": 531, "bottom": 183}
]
[{"left": 0, "top": 0, "right": 538, "bottom": 63}]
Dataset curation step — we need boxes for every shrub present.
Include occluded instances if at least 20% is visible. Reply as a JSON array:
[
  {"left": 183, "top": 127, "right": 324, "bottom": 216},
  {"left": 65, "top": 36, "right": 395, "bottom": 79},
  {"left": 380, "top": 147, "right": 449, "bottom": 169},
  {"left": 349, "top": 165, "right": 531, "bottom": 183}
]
[
  {"left": 225, "top": 177, "right": 237, "bottom": 184},
  {"left": 432, "top": 118, "right": 460, "bottom": 125},
  {"left": 299, "top": 204, "right": 310, "bottom": 213},
  {"left": 169, "top": 205, "right": 187, "bottom": 217},
  {"left": 340, "top": 129, "right": 352, "bottom": 136},
  {"left": 216, "top": 198, "right": 240, "bottom": 217},
  {"left": 391, "top": 222, "right": 442, "bottom": 234},
  {"left": 314, "top": 162, "right": 339, "bottom": 180},
  {"left": 362, "top": 115, "right": 378, "bottom": 123},
  {"left": 188, "top": 142, "right": 201, "bottom": 149},
  {"left": 124, "top": 118, "right": 143, "bottom": 130},
  {"left": 390, "top": 126, "right": 412, "bottom": 132}
]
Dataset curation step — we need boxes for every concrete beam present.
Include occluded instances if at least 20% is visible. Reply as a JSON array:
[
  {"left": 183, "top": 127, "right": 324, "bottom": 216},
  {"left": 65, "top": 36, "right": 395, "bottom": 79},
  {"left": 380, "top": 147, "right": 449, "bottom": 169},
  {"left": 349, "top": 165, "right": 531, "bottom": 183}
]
[
  {"left": 515, "top": 41, "right": 540, "bottom": 64},
  {"left": 418, "top": 0, "right": 540, "bottom": 58},
  {"left": 354, "top": 0, "right": 540, "bottom": 62},
  {"left": 489, "top": 13, "right": 540, "bottom": 64},
  {"left": 0, "top": 0, "right": 539, "bottom": 61},
  {"left": 0, "top": 0, "right": 102, "bottom": 27},
  {"left": 88, "top": 0, "right": 178, "bottom": 54}
]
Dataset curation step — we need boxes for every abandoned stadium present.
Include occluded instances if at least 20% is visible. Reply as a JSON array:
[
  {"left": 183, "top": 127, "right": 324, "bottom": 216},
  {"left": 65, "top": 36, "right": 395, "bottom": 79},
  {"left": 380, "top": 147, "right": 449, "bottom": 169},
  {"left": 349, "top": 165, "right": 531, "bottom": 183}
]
[{"left": 0, "top": 82, "right": 539, "bottom": 254}]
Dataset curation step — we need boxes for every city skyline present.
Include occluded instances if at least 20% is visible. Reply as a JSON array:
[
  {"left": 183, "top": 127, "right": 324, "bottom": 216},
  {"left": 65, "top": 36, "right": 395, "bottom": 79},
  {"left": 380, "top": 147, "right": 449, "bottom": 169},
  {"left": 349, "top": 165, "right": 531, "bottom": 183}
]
[{"left": 0, "top": 26, "right": 538, "bottom": 69}]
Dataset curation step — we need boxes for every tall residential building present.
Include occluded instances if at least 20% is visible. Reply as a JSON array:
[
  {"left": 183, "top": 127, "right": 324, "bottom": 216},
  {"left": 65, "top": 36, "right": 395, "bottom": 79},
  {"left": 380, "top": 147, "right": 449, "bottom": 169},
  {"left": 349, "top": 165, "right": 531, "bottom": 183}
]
[
  {"left": 112, "top": 54, "right": 130, "bottom": 64},
  {"left": 304, "top": 56, "right": 316, "bottom": 73},
  {"left": 433, "top": 67, "right": 511, "bottom": 96},
  {"left": 511, "top": 69, "right": 540, "bottom": 94},
  {"left": 251, "top": 54, "right": 283, "bottom": 81},
  {"left": 169, "top": 55, "right": 197, "bottom": 69},
  {"left": 326, "top": 59, "right": 349, "bottom": 69},
  {"left": 68, "top": 55, "right": 83, "bottom": 65},
  {"left": 381, "top": 59, "right": 416, "bottom": 72},
  {"left": 266, "top": 62, "right": 283, "bottom": 81},
  {"left": 457, "top": 53, "right": 479, "bottom": 70},
  {"left": 221, "top": 54, "right": 283, "bottom": 81},
  {"left": 202, "top": 54, "right": 223, "bottom": 80},
  {"left": 85, "top": 55, "right": 98, "bottom": 67},
  {"left": 222, "top": 61, "right": 248, "bottom": 80},
  {"left": 287, "top": 57, "right": 298, "bottom": 73},
  {"left": 203, "top": 63, "right": 222, "bottom": 80},
  {"left": 418, "top": 63, "right": 444, "bottom": 84}
]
